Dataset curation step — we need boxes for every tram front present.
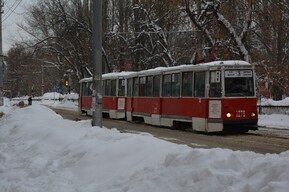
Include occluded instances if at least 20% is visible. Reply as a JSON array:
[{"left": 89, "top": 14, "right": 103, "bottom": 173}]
[{"left": 207, "top": 64, "right": 258, "bottom": 132}]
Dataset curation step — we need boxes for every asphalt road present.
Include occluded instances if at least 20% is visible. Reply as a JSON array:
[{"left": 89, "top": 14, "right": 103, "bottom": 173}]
[{"left": 51, "top": 108, "right": 289, "bottom": 154}]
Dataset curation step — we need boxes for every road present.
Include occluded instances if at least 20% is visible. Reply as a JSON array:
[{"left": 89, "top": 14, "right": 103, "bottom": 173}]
[{"left": 51, "top": 108, "right": 289, "bottom": 154}]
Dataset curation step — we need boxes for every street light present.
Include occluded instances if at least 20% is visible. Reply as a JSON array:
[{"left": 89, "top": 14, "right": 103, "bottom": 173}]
[{"left": 64, "top": 69, "right": 73, "bottom": 94}]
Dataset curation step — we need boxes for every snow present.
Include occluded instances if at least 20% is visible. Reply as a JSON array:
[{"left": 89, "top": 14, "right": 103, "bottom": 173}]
[
  {"left": 1, "top": 96, "right": 289, "bottom": 192},
  {"left": 260, "top": 97, "right": 289, "bottom": 106},
  {"left": 40, "top": 92, "right": 79, "bottom": 111},
  {"left": 259, "top": 114, "right": 289, "bottom": 129}
]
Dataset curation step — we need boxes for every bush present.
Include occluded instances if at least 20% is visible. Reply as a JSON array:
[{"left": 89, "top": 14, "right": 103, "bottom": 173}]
[{"left": 16, "top": 101, "right": 25, "bottom": 108}]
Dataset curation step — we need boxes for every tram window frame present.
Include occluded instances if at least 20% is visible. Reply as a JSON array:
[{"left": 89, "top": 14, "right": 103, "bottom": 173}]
[
  {"left": 133, "top": 77, "right": 139, "bottom": 96},
  {"left": 162, "top": 73, "right": 181, "bottom": 97},
  {"left": 139, "top": 76, "right": 146, "bottom": 96},
  {"left": 111, "top": 79, "right": 116, "bottom": 96},
  {"left": 153, "top": 75, "right": 160, "bottom": 97},
  {"left": 194, "top": 71, "right": 206, "bottom": 97},
  {"left": 171, "top": 73, "right": 181, "bottom": 97},
  {"left": 105, "top": 80, "right": 111, "bottom": 96},
  {"left": 162, "top": 74, "right": 172, "bottom": 97},
  {"left": 209, "top": 71, "right": 222, "bottom": 97},
  {"left": 182, "top": 72, "right": 193, "bottom": 97},
  {"left": 81, "top": 83, "right": 85, "bottom": 96},
  {"left": 83, "top": 82, "right": 93, "bottom": 96},
  {"left": 118, "top": 79, "right": 125, "bottom": 96},
  {"left": 102, "top": 80, "right": 105, "bottom": 96},
  {"left": 88, "top": 82, "right": 93, "bottom": 96},
  {"left": 127, "top": 78, "right": 133, "bottom": 97},
  {"left": 82, "top": 83, "right": 87, "bottom": 96},
  {"left": 146, "top": 76, "right": 153, "bottom": 97}
]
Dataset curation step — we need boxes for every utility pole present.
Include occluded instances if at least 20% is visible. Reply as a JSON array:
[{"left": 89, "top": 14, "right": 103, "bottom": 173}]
[
  {"left": 0, "top": 0, "right": 4, "bottom": 106},
  {"left": 92, "top": 0, "right": 103, "bottom": 127}
]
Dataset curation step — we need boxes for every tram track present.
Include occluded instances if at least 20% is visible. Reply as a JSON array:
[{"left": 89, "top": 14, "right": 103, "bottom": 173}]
[
  {"left": 51, "top": 107, "right": 289, "bottom": 154},
  {"left": 249, "top": 127, "right": 289, "bottom": 139}
]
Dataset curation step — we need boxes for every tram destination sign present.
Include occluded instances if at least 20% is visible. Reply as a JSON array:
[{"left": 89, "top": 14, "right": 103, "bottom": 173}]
[{"left": 225, "top": 70, "right": 252, "bottom": 78}]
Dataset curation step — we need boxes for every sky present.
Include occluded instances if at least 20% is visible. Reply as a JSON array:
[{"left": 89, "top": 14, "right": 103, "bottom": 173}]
[
  {"left": 2, "top": 0, "right": 35, "bottom": 53},
  {"left": 0, "top": 95, "right": 289, "bottom": 192}
]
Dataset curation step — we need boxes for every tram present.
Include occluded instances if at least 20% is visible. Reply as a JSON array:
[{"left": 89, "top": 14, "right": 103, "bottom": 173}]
[{"left": 79, "top": 60, "right": 258, "bottom": 132}]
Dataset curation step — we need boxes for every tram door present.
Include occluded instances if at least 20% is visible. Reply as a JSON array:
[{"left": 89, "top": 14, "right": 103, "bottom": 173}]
[
  {"left": 207, "top": 71, "right": 223, "bottom": 132},
  {"left": 116, "top": 78, "right": 126, "bottom": 119},
  {"left": 126, "top": 78, "right": 134, "bottom": 121},
  {"left": 192, "top": 71, "right": 207, "bottom": 132}
]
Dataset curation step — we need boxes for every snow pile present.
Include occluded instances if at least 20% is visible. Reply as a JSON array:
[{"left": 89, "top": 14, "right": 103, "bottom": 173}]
[
  {"left": 0, "top": 102, "right": 289, "bottom": 192},
  {"left": 40, "top": 92, "right": 78, "bottom": 110},
  {"left": 261, "top": 97, "right": 289, "bottom": 106},
  {"left": 42, "top": 92, "right": 64, "bottom": 100},
  {"left": 65, "top": 92, "right": 79, "bottom": 100}
]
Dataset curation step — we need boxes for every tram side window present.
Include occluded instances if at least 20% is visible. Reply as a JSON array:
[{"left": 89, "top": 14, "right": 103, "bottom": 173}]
[
  {"left": 127, "top": 78, "right": 132, "bottom": 97},
  {"left": 139, "top": 77, "right": 146, "bottom": 96},
  {"left": 111, "top": 79, "right": 116, "bottom": 96},
  {"left": 182, "top": 72, "right": 193, "bottom": 97},
  {"left": 209, "top": 71, "right": 222, "bottom": 97},
  {"left": 163, "top": 74, "right": 172, "bottom": 97},
  {"left": 146, "top": 76, "right": 153, "bottom": 97},
  {"left": 83, "top": 82, "right": 92, "bottom": 96},
  {"left": 153, "top": 75, "right": 160, "bottom": 97},
  {"left": 171, "top": 73, "right": 181, "bottom": 97},
  {"left": 102, "top": 81, "right": 105, "bottom": 96},
  {"left": 194, "top": 72, "right": 206, "bottom": 97},
  {"left": 88, "top": 82, "right": 93, "bottom": 96},
  {"left": 133, "top": 77, "right": 139, "bottom": 96},
  {"left": 105, "top": 80, "right": 111, "bottom": 96},
  {"left": 118, "top": 79, "right": 125, "bottom": 96},
  {"left": 82, "top": 83, "right": 87, "bottom": 96}
]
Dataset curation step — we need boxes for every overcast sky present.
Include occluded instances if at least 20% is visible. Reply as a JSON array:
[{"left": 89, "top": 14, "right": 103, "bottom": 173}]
[{"left": 2, "top": 0, "right": 35, "bottom": 53}]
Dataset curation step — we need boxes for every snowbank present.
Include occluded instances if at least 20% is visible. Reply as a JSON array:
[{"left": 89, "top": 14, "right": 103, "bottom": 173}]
[
  {"left": 260, "top": 97, "right": 289, "bottom": 106},
  {"left": 0, "top": 102, "right": 289, "bottom": 192},
  {"left": 42, "top": 92, "right": 64, "bottom": 100}
]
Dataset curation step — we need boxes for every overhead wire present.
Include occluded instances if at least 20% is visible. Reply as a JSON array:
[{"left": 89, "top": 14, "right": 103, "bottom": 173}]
[{"left": 3, "top": 0, "right": 23, "bottom": 23}]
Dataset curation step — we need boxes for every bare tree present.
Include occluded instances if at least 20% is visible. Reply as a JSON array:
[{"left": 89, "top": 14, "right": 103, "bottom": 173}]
[
  {"left": 4, "top": 44, "right": 42, "bottom": 96},
  {"left": 21, "top": 0, "right": 93, "bottom": 80},
  {"left": 183, "top": 0, "right": 254, "bottom": 62},
  {"left": 254, "top": 0, "right": 289, "bottom": 99}
]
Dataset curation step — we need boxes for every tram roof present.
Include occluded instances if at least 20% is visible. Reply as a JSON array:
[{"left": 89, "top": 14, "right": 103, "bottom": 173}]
[
  {"left": 138, "top": 60, "right": 251, "bottom": 75},
  {"left": 102, "top": 71, "right": 136, "bottom": 79},
  {"left": 79, "top": 71, "right": 136, "bottom": 83},
  {"left": 79, "top": 60, "right": 251, "bottom": 82}
]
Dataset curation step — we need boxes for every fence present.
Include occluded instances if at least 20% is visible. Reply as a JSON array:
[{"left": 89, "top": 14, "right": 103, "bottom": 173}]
[
  {"left": 258, "top": 106, "right": 289, "bottom": 115},
  {"left": 11, "top": 97, "right": 78, "bottom": 102}
]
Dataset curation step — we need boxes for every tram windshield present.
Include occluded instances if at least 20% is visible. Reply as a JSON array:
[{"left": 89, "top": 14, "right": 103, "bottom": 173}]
[{"left": 224, "top": 70, "right": 255, "bottom": 97}]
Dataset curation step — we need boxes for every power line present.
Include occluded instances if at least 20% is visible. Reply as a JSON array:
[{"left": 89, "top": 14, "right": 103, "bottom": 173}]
[
  {"left": 3, "top": 0, "right": 19, "bottom": 17},
  {"left": 3, "top": 0, "right": 22, "bottom": 22}
]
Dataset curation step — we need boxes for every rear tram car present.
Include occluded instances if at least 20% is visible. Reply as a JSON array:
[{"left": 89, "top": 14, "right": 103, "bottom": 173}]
[{"left": 79, "top": 60, "right": 258, "bottom": 132}]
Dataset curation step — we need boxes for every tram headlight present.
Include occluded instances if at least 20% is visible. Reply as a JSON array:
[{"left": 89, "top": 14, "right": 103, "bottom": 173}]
[
  {"left": 226, "top": 112, "right": 232, "bottom": 118},
  {"left": 251, "top": 112, "right": 256, "bottom": 117}
]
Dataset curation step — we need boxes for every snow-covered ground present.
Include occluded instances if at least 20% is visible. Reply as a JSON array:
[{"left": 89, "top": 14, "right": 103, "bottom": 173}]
[{"left": 1, "top": 95, "right": 289, "bottom": 192}]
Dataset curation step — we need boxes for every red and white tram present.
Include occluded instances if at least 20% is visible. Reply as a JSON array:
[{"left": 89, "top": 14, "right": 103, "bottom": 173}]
[{"left": 79, "top": 60, "right": 258, "bottom": 132}]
